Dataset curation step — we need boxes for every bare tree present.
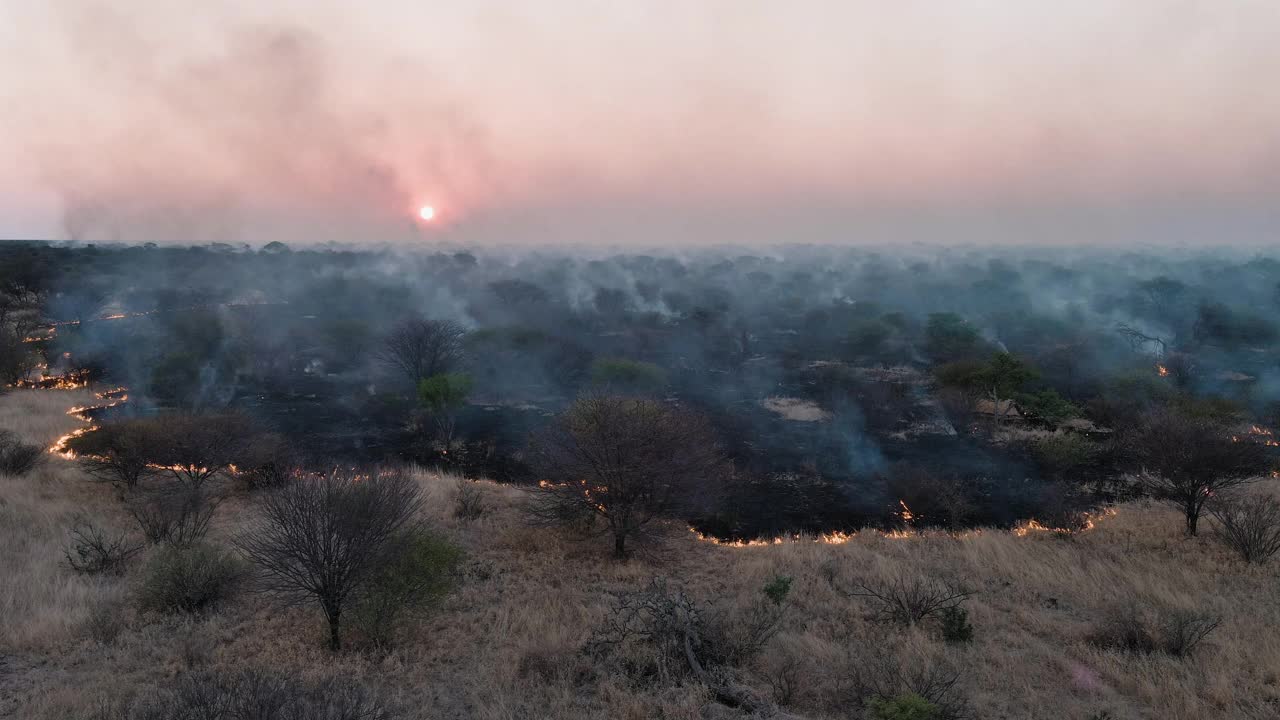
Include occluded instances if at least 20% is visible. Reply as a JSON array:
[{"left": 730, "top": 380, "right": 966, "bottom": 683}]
[
  {"left": 77, "top": 419, "right": 157, "bottom": 489},
  {"left": 1122, "top": 410, "right": 1271, "bottom": 535},
  {"left": 528, "top": 395, "right": 728, "bottom": 558},
  {"left": 236, "top": 470, "right": 425, "bottom": 650},
  {"left": 377, "top": 317, "right": 466, "bottom": 388},
  {"left": 149, "top": 413, "right": 259, "bottom": 488},
  {"left": 1209, "top": 492, "right": 1280, "bottom": 563}
]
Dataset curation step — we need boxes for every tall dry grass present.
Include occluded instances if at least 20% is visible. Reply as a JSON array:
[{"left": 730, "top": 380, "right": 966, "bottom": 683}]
[{"left": 2, "top": 388, "right": 1280, "bottom": 719}]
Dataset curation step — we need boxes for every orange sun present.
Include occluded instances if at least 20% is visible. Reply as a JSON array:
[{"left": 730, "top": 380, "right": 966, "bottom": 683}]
[{"left": 418, "top": 205, "right": 436, "bottom": 221}]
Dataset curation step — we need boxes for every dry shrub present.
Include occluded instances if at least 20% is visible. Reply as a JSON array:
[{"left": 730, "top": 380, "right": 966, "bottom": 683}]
[
  {"left": 588, "top": 575, "right": 793, "bottom": 686},
  {"left": 843, "top": 644, "right": 973, "bottom": 720},
  {"left": 89, "top": 668, "right": 396, "bottom": 720},
  {"left": 839, "top": 574, "right": 973, "bottom": 626},
  {"left": 0, "top": 428, "right": 42, "bottom": 476},
  {"left": 1089, "top": 601, "right": 1221, "bottom": 658},
  {"left": 139, "top": 544, "right": 241, "bottom": 614},
  {"left": 127, "top": 488, "right": 219, "bottom": 548},
  {"left": 63, "top": 519, "right": 141, "bottom": 575},
  {"left": 1209, "top": 492, "right": 1280, "bottom": 563},
  {"left": 587, "top": 577, "right": 704, "bottom": 684},
  {"left": 453, "top": 477, "right": 487, "bottom": 520}
]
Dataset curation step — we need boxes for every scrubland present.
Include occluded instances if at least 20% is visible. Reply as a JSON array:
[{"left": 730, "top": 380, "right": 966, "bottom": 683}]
[{"left": 2, "top": 388, "right": 1278, "bottom": 720}]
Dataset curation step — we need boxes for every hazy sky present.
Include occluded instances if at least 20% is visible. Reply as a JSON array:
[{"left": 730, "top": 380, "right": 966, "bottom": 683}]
[{"left": 1, "top": 1, "right": 1278, "bottom": 246}]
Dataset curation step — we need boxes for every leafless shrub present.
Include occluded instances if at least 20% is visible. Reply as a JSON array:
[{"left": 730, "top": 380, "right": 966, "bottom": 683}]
[
  {"left": 127, "top": 488, "right": 220, "bottom": 548},
  {"left": 587, "top": 576, "right": 793, "bottom": 714},
  {"left": 839, "top": 575, "right": 973, "bottom": 626},
  {"left": 0, "top": 429, "right": 42, "bottom": 476},
  {"left": 1209, "top": 492, "right": 1280, "bottom": 563},
  {"left": 528, "top": 395, "right": 728, "bottom": 558},
  {"left": 453, "top": 477, "right": 486, "bottom": 521},
  {"left": 89, "top": 668, "right": 397, "bottom": 720},
  {"left": 587, "top": 577, "right": 705, "bottom": 684},
  {"left": 1089, "top": 601, "right": 1221, "bottom": 658},
  {"left": 236, "top": 469, "right": 426, "bottom": 650},
  {"left": 64, "top": 519, "right": 142, "bottom": 575},
  {"left": 843, "top": 645, "right": 974, "bottom": 720},
  {"left": 1159, "top": 609, "right": 1223, "bottom": 658},
  {"left": 762, "top": 650, "right": 805, "bottom": 707}
]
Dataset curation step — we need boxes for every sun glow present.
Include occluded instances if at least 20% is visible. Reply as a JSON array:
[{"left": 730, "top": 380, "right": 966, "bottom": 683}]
[{"left": 418, "top": 205, "right": 436, "bottom": 221}]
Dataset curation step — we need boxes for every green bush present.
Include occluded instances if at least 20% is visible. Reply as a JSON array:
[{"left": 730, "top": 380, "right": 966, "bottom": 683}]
[
  {"left": 589, "top": 358, "right": 668, "bottom": 393},
  {"left": 867, "top": 692, "right": 941, "bottom": 720},
  {"left": 350, "top": 530, "right": 461, "bottom": 647},
  {"left": 139, "top": 544, "right": 241, "bottom": 614}
]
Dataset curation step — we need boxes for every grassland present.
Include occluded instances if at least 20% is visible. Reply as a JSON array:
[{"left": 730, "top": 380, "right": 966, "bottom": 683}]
[{"left": 1, "top": 388, "right": 1277, "bottom": 719}]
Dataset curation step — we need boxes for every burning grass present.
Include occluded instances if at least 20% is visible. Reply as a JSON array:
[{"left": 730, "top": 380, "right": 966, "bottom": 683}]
[{"left": 3, "top": 390, "right": 1280, "bottom": 719}]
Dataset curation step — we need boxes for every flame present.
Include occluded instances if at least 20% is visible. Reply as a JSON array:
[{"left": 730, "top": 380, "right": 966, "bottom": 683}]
[
  {"left": 50, "top": 426, "right": 95, "bottom": 459},
  {"left": 691, "top": 507, "right": 1119, "bottom": 549},
  {"left": 1156, "top": 364, "right": 1169, "bottom": 377},
  {"left": 47, "top": 385, "right": 131, "bottom": 458},
  {"left": 898, "top": 499, "right": 914, "bottom": 524}
]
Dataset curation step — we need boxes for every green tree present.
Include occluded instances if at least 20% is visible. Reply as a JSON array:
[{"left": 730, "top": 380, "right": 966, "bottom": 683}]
[
  {"left": 1017, "top": 389, "right": 1079, "bottom": 426},
  {"left": 418, "top": 373, "right": 473, "bottom": 449},
  {"left": 924, "top": 313, "right": 985, "bottom": 363},
  {"left": 589, "top": 357, "right": 668, "bottom": 394}
]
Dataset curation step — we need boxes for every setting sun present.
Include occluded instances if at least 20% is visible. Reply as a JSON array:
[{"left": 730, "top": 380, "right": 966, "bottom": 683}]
[{"left": 418, "top": 205, "right": 435, "bottom": 221}]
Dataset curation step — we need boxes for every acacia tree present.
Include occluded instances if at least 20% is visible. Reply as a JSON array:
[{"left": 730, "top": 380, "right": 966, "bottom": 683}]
[
  {"left": 236, "top": 470, "right": 425, "bottom": 650},
  {"left": 377, "top": 317, "right": 466, "bottom": 389},
  {"left": 77, "top": 419, "right": 158, "bottom": 489},
  {"left": 149, "top": 413, "right": 259, "bottom": 488},
  {"left": 528, "top": 395, "right": 728, "bottom": 558},
  {"left": 1123, "top": 410, "right": 1271, "bottom": 535}
]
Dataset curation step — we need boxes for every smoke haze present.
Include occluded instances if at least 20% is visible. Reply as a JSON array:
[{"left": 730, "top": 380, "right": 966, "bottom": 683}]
[{"left": 2, "top": 1, "right": 1279, "bottom": 245}]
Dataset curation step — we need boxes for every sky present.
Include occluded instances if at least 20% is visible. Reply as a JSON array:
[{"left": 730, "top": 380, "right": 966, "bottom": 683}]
[{"left": 1, "top": 0, "right": 1278, "bottom": 247}]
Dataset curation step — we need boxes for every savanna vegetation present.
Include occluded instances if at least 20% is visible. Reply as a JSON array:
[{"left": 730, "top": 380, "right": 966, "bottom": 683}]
[{"left": 2, "top": 240, "right": 1279, "bottom": 718}]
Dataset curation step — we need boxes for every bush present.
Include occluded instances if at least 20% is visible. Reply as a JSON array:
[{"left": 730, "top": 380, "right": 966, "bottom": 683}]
[
  {"left": 709, "top": 575, "right": 793, "bottom": 667},
  {"left": 868, "top": 692, "right": 942, "bottom": 720},
  {"left": 350, "top": 529, "right": 461, "bottom": 648},
  {"left": 589, "top": 358, "right": 668, "bottom": 393},
  {"left": 139, "top": 544, "right": 241, "bottom": 614},
  {"left": 236, "top": 470, "right": 426, "bottom": 650},
  {"left": 939, "top": 606, "right": 974, "bottom": 644},
  {"left": 127, "top": 488, "right": 219, "bottom": 547},
  {"left": 453, "top": 477, "right": 487, "bottom": 521},
  {"left": 235, "top": 435, "right": 298, "bottom": 491},
  {"left": 75, "top": 420, "right": 157, "bottom": 489},
  {"left": 64, "top": 520, "right": 141, "bottom": 575},
  {"left": 840, "top": 575, "right": 973, "bottom": 626},
  {"left": 1209, "top": 493, "right": 1280, "bottom": 563},
  {"left": 1089, "top": 602, "right": 1221, "bottom": 658},
  {"left": 846, "top": 647, "right": 973, "bottom": 720},
  {"left": 0, "top": 429, "right": 42, "bottom": 475},
  {"left": 90, "top": 667, "right": 396, "bottom": 720}
]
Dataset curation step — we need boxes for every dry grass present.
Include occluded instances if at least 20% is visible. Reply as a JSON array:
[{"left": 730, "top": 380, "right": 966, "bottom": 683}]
[{"left": 3, "top": 388, "right": 1280, "bottom": 719}]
